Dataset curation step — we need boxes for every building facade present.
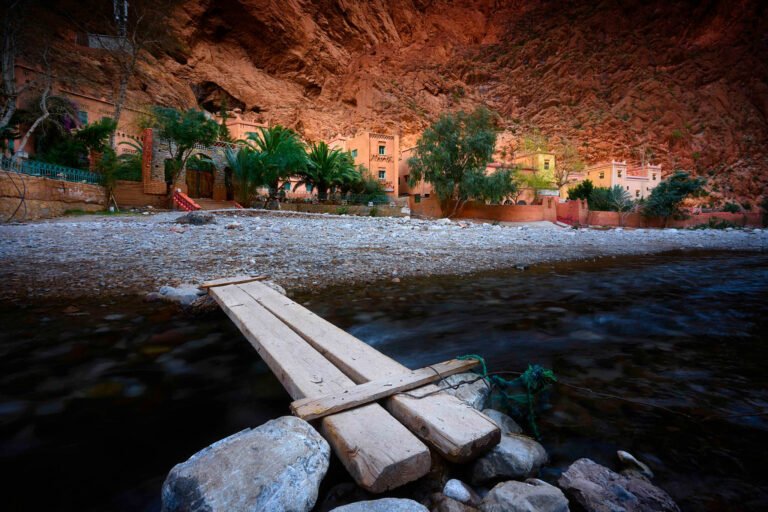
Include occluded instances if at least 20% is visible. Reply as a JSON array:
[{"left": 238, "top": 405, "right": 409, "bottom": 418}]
[
  {"left": 330, "top": 132, "right": 400, "bottom": 198},
  {"left": 585, "top": 160, "right": 661, "bottom": 199}
]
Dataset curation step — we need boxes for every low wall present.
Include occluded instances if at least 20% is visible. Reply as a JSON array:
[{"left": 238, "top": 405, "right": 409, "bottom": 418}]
[
  {"left": 0, "top": 173, "right": 106, "bottom": 220},
  {"left": 587, "top": 210, "right": 762, "bottom": 228},
  {"left": 457, "top": 202, "right": 546, "bottom": 222},
  {"left": 409, "top": 196, "right": 444, "bottom": 218},
  {"left": 113, "top": 180, "right": 168, "bottom": 209},
  {"left": 279, "top": 202, "right": 405, "bottom": 217}
]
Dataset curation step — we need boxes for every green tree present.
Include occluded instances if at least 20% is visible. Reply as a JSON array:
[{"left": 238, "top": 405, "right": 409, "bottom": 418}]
[
  {"left": 568, "top": 179, "right": 594, "bottom": 200},
  {"left": 642, "top": 171, "right": 706, "bottom": 226},
  {"left": 587, "top": 185, "right": 632, "bottom": 212},
  {"left": 468, "top": 167, "right": 518, "bottom": 204},
  {"left": 224, "top": 145, "right": 262, "bottom": 206},
  {"left": 147, "top": 106, "right": 220, "bottom": 191},
  {"left": 407, "top": 107, "right": 501, "bottom": 217},
  {"left": 245, "top": 125, "right": 306, "bottom": 207},
  {"left": 298, "top": 141, "right": 358, "bottom": 200}
]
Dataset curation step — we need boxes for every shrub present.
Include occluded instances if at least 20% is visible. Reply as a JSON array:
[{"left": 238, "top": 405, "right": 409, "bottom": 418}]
[
  {"left": 568, "top": 179, "right": 593, "bottom": 200},
  {"left": 369, "top": 206, "right": 378, "bottom": 217},
  {"left": 722, "top": 202, "right": 740, "bottom": 213},
  {"left": 336, "top": 206, "right": 349, "bottom": 215},
  {"left": 588, "top": 185, "right": 632, "bottom": 212},
  {"left": 643, "top": 171, "right": 706, "bottom": 226}
]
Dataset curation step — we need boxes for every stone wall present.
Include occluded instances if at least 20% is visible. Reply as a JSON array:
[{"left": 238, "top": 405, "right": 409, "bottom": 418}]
[{"left": 0, "top": 173, "right": 106, "bottom": 221}]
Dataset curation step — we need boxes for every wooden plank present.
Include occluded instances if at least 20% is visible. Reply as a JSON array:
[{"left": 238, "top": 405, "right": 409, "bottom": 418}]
[
  {"left": 239, "top": 281, "right": 501, "bottom": 462},
  {"left": 291, "top": 358, "right": 480, "bottom": 421},
  {"left": 209, "top": 284, "right": 431, "bottom": 492},
  {"left": 201, "top": 275, "right": 266, "bottom": 289}
]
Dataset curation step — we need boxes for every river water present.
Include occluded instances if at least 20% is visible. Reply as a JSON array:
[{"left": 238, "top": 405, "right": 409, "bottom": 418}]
[{"left": 1, "top": 251, "right": 767, "bottom": 511}]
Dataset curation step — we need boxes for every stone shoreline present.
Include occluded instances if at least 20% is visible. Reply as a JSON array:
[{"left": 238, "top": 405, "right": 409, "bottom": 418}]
[{"left": 0, "top": 210, "right": 766, "bottom": 301}]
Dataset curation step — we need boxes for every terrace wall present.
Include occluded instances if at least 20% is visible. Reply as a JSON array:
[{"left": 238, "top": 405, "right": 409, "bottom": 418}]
[{"left": 0, "top": 173, "right": 105, "bottom": 220}]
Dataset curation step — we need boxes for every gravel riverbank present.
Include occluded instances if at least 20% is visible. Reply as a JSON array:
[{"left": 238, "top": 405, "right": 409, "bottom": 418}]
[{"left": 1, "top": 210, "right": 766, "bottom": 300}]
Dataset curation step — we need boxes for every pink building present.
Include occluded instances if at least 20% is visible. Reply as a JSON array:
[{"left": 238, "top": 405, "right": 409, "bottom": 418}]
[
  {"left": 330, "top": 132, "right": 400, "bottom": 198},
  {"left": 585, "top": 160, "right": 662, "bottom": 199}
]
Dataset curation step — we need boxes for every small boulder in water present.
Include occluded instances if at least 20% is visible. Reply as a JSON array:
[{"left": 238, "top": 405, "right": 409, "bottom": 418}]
[
  {"left": 480, "top": 479, "right": 568, "bottom": 512},
  {"left": 330, "top": 498, "right": 428, "bottom": 512},
  {"left": 558, "top": 458, "right": 679, "bottom": 512},
  {"left": 161, "top": 416, "right": 330, "bottom": 512},
  {"left": 471, "top": 433, "right": 548, "bottom": 484}
]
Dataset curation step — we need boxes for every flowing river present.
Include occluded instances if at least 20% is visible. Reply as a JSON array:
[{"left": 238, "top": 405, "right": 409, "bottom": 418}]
[{"left": 1, "top": 251, "right": 767, "bottom": 511}]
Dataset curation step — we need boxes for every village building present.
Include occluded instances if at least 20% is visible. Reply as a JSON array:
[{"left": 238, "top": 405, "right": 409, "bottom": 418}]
[
  {"left": 585, "top": 160, "right": 662, "bottom": 199},
  {"left": 331, "top": 132, "right": 400, "bottom": 198}
]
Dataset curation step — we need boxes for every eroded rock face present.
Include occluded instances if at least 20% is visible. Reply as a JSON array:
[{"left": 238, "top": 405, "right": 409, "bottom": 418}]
[
  {"left": 558, "top": 458, "right": 680, "bottom": 512},
  {"left": 26, "top": 2, "right": 768, "bottom": 203},
  {"left": 161, "top": 416, "right": 330, "bottom": 512},
  {"left": 480, "top": 479, "right": 569, "bottom": 512},
  {"left": 329, "top": 497, "right": 429, "bottom": 512},
  {"left": 471, "top": 433, "right": 548, "bottom": 484}
]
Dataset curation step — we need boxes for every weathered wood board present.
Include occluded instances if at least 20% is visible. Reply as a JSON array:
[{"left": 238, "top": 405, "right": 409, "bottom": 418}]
[
  {"left": 291, "top": 358, "right": 480, "bottom": 421},
  {"left": 239, "top": 281, "right": 501, "bottom": 462},
  {"left": 209, "top": 284, "right": 431, "bottom": 492}
]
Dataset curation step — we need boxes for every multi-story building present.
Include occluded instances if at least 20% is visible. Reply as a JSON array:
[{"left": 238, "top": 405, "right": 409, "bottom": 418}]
[
  {"left": 330, "top": 132, "right": 400, "bottom": 198},
  {"left": 585, "top": 160, "right": 662, "bottom": 199}
]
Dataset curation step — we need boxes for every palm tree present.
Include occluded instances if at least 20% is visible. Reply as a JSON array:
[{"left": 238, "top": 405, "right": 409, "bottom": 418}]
[
  {"left": 245, "top": 125, "right": 306, "bottom": 207},
  {"left": 225, "top": 145, "right": 263, "bottom": 206},
  {"left": 297, "top": 142, "right": 359, "bottom": 200}
]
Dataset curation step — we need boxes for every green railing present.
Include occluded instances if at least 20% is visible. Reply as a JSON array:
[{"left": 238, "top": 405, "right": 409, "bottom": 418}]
[{"left": 1, "top": 156, "right": 102, "bottom": 185}]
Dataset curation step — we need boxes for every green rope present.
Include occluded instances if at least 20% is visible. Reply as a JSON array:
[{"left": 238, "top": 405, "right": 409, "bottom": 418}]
[{"left": 456, "top": 355, "right": 556, "bottom": 440}]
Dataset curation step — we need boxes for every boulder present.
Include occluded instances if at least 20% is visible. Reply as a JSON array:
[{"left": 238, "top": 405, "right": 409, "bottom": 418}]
[
  {"left": 471, "top": 434, "right": 548, "bottom": 484},
  {"left": 480, "top": 479, "right": 569, "bottom": 512},
  {"left": 176, "top": 211, "right": 216, "bottom": 225},
  {"left": 558, "top": 458, "right": 680, "bottom": 512},
  {"left": 329, "top": 498, "right": 428, "bottom": 512},
  {"left": 481, "top": 409, "right": 523, "bottom": 434},
  {"left": 158, "top": 285, "right": 206, "bottom": 307},
  {"left": 441, "top": 372, "right": 490, "bottom": 410},
  {"left": 161, "top": 416, "right": 330, "bottom": 512},
  {"left": 617, "top": 450, "right": 654, "bottom": 479},
  {"left": 443, "top": 479, "right": 481, "bottom": 506},
  {"left": 431, "top": 493, "right": 480, "bottom": 512}
]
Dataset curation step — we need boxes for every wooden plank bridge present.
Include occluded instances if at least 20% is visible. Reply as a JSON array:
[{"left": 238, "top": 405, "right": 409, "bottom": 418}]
[{"left": 204, "top": 276, "right": 501, "bottom": 492}]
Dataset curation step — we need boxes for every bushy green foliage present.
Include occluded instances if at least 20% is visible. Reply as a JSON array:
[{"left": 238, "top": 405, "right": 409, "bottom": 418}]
[
  {"left": 588, "top": 185, "right": 633, "bottom": 212},
  {"left": 642, "top": 171, "right": 706, "bottom": 224},
  {"left": 689, "top": 218, "right": 741, "bottom": 230},
  {"left": 407, "top": 107, "right": 513, "bottom": 216},
  {"left": 347, "top": 172, "right": 388, "bottom": 204},
  {"left": 37, "top": 118, "right": 117, "bottom": 169},
  {"left": 722, "top": 202, "right": 740, "bottom": 213},
  {"left": 297, "top": 141, "right": 359, "bottom": 200},
  {"left": 245, "top": 125, "right": 307, "bottom": 202},
  {"left": 567, "top": 179, "right": 594, "bottom": 200},
  {"left": 147, "top": 106, "right": 219, "bottom": 187}
]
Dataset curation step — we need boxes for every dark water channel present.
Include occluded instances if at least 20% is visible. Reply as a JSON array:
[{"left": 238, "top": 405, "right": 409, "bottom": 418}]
[{"left": 1, "top": 252, "right": 767, "bottom": 511}]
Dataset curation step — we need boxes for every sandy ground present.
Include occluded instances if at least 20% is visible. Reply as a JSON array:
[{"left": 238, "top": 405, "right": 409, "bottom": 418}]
[{"left": 1, "top": 210, "right": 766, "bottom": 300}]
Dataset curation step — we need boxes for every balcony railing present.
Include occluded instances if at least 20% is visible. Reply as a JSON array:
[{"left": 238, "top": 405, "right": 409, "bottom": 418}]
[{"left": 1, "top": 156, "right": 102, "bottom": 185}]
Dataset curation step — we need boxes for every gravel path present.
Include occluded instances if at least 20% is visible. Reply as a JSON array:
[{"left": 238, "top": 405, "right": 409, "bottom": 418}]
[{"left": 1, "top": 210, "right": 766, "bottom": 300}]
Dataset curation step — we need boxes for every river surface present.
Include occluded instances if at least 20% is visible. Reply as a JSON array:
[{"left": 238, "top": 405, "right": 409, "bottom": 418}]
[{"left": 1, "top": 251, "right": 767, "bottom": 511}]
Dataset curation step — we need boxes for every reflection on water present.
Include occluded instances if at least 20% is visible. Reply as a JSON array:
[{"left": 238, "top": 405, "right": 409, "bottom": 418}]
[{"left": 1, "top": 251, "right": 767, "bottom": 511}]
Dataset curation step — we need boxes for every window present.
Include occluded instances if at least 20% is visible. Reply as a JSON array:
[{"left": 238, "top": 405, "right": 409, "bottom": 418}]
[
  {"left": 652, "top": 173, "right": 657, "bottom": 181},
  {"left": 626, "top": 185, "right": 630, "bottom": 190},
  {"left": 636, "top": 190, "right": 640, "bottom": 197},
  {"left": 284, "top": 182, "right": 291, "bottom": 191},
  {"left": 306, "top": 183, "right": 313, "bottom": 192},
  {"left": 599, "top": 171, "right": 605, "bottom": 179},
  {"left": 378, "top": 170, "right": 386, "bottom": 181},
  {"left": 351, "top": 149, "right": 358, "bottom": 158},
  {"left": 77, "top": 110, "right": 88, "bottom": 125},
  {"left": 617, "top": 169, "right": 622, "bottom": 178},
  {"left": 378, "top": 145, "right": 386, "bottom": 155},
  {"left": 543, "top": 159, "right": 550, "bottom": 170}
]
